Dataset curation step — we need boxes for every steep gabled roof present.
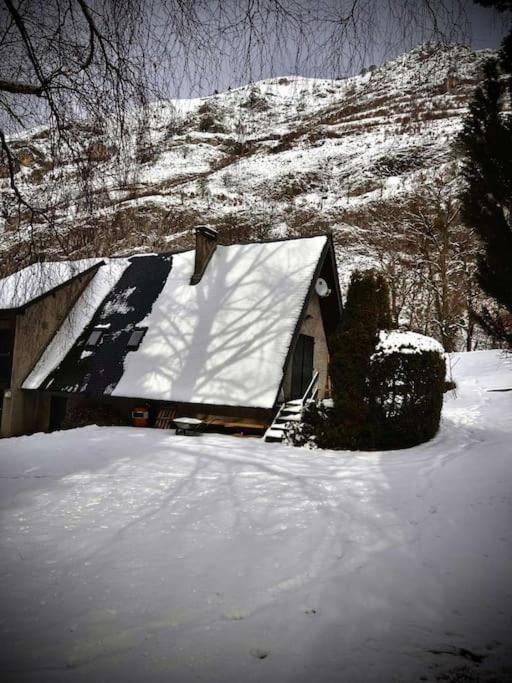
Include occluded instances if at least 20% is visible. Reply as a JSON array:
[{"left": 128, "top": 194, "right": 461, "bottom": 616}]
[
  {"left": 23, "top": 259, "right": 131, "bottom": 389},
  {"left": 0, "top": 259, "right": 103, "bottom": 312},
  {"left": 24, "top": 234, "right": 339, "bottom": 409}
]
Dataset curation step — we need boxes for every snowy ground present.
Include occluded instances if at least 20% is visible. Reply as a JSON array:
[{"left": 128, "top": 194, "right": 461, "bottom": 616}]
[{"left": 1, "top": 350, "right": 511, "bottom": 682}]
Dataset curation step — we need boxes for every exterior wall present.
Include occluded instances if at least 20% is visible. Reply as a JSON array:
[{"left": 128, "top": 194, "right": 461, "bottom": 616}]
[
  {"left": 1, "top": 270, "right": 96, "bottom": 437},
  {"left": 60, "top": 394, "right": 273, "bottom": 432},
  {"left": 282, "top": 293, "right": 330, "bottom": 402}
]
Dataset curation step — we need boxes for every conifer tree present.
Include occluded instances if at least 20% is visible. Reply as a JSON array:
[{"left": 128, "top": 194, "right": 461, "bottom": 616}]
[
  {"left": 326, "top": 269, "right": 392, "bottom": 450},
  {"left": 459, "top": 28, "right": 512, "bottom": 345}
]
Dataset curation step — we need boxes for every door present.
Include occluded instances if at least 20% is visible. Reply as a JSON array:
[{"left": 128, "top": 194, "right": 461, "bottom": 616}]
[
  {"left": 49, "top": 396, "right": 68, "bottom": 432},
  {"left": 290, "top": 334, "right": 314, "bottom": 399},
  {"left": 0, "top": 327, "right": 14, "bottom": 432},
  {"left": 0, "top": 327, "right": 14, "bottom": 388}
]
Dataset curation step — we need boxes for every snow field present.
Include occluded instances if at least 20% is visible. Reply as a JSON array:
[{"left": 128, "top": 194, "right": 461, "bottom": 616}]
[{"left": 0, "top": 350, "right": 511, "bottom": 682}]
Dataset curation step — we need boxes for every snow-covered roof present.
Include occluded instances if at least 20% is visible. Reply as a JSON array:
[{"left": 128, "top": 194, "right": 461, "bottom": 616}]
[
  {"left": 113, "top": 236, "right": 328, "bottom": 408},
  {"left": 0, "top": 259, "right": 103, "bottom": 311},
  {"left": 23, "top": 259, "right": 130, "bottom": 389},
  {"left": 373, "top": 330, "right": 444, "bottom": 357},
  {"left": 25, "top": 235, "right": 335, "bottom": 410}
]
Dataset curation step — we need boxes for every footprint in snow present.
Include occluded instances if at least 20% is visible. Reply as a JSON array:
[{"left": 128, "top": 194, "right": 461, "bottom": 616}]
[
  {"left": 250, "top": 648, "right": 270, "bottom": 660},
  {"left": 223, "top": 610, "right": 246, "bottom": 620}
]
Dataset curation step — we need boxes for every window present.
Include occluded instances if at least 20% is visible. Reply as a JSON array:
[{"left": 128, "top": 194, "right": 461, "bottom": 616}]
[
  {"left": 85, "top": 329, "right": 104, "bottom": 348},
  {"left": 127, "top": 328, "right": 147, "bottom": 349}
]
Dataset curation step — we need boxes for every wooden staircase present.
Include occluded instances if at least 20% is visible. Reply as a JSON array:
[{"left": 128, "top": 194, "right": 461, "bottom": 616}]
[{"left": 264, "top": 371, "right": 319, "bottom": 444}]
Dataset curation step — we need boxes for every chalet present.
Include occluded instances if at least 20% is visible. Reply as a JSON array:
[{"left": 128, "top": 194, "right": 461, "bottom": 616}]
[{"left": 0, "top": 230, "right": 342, "bottom": 440}]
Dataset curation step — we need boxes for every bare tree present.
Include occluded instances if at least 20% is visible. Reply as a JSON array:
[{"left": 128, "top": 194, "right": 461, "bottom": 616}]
[
  {"left": 356, "top": 169, "right": 480, "bottom": 352},
  {"left": 400, "top": 178, "right": 478, "bottom": 351}
]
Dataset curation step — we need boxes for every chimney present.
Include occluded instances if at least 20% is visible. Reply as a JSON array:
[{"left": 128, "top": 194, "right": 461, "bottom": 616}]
[{"left": 190, "top": 225, "right": 218, "bottom": 285}]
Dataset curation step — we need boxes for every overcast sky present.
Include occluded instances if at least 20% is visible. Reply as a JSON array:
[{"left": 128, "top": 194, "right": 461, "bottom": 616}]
[
  {"left": 459, "top": 3, "right": 509, "bottom": 49},
  {"left": 0, "top": 0, "right": 509, "bottom": 133},
  {"left": 166, "top": 1, "right": 510, "bottom": 98}
]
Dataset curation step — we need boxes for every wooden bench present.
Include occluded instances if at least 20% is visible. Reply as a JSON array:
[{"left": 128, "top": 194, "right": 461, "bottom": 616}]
[
  {"left": 204, "top": 416, "right": 267, "bottom": 434},
  {"left": 155, "top": 407, "right": 268, "bottom": 435}
]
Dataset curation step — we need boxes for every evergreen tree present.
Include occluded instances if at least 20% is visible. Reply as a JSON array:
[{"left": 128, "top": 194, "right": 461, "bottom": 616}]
[
  {"left": 324, "top": 269, "right": 392, "bottom": 450},
  {"left": 459, "top": 28, "right": 512, "bottom": 346}
]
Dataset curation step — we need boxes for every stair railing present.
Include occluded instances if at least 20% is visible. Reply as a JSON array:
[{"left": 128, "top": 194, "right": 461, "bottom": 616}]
[
  {"left": 301, "top": 371, "right": 319, "bottom": 405},
  {"left": 264, "top": 371, "right": 320, "bottom": 442}
]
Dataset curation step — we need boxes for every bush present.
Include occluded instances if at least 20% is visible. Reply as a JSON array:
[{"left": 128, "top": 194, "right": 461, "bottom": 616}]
[
  {"left": 369, "top": 338, "right": 446, "bottom": 449},
  {"left": 285, "top": 400, "right": 340, "bottom": 449},
  {"left": 197, "top": 103, "right": 226, "bottom": 133},
  {"left": 198, "top": 114, "right": 216, "bottom": 132}
]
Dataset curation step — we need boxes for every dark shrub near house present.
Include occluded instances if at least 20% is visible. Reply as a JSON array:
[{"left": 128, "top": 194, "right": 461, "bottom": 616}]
[
  {"left": 369, "top": 331, "right": 446, "bottom": 449},
  {"left": 286, "top": 399, "right": 330, "bottom": 449}
]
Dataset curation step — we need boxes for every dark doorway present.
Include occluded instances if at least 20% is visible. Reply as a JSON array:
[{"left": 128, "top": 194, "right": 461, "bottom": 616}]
[
  {"left": 0, "top": 326, "right": 14, "bottom": 431},
  {"left": 0, "top": 327, "right": 14, "bottom": 388},
  {"left": 49, "top": 396, "right": 68, "bottom": 432},
  {"left": 290, "top": 334, "right": 314, "bottom": 399}
]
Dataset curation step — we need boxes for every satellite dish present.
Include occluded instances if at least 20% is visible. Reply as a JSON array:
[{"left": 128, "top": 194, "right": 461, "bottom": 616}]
[{"left": 315, "top": 277, "right": 331, "bottom": 298}]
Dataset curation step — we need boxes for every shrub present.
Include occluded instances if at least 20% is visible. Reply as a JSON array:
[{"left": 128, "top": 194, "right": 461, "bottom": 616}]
[
  {"left": 373, "top": 151, "right": 424, "bottom": 177},
  {"left": 223, "top": 139, "right": 251, "bottom": 156},
  {"left": 285, "top": 401, "right": 327, "bottom": 448},
  {"left": 369, "top": 331, "right": 446, "bottom": 449},
  {"left": 198, "top": 114, "right": 216, "bottom": 132},
  {"left": 240, "top": 86, "right": 269, "bottom": 111},
  {"left": 197, "top": 103, "right": 226, "bottom": 133}
]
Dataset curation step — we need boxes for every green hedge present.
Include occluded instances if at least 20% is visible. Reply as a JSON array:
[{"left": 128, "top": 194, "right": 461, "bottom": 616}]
[{"left": 368, "top": 349, "right": 446, "bottom": 449}]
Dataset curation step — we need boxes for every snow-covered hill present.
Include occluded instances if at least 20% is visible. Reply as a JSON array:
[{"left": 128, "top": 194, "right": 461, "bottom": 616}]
[
  {"left": 1, "top": 42, "right": 490, "bottom": 266},
  {"left": 1, "top": 350, "right": 511, "bottom": 681}
]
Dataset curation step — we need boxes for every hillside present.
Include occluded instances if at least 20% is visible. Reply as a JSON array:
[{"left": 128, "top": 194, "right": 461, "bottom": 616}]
[
  {"left": 1, "top": 43, "right": 488, "bottom": 250},
  {"left": 0, "top": 42, "right": 495, "bottom": 349}
]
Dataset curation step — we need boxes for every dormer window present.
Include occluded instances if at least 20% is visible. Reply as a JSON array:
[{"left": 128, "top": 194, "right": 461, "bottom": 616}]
[
  {"left": 127, "top": 327, "right": 147, "bottom": 349},
  {"left": 85, "top": 329, "right": 104, "bottom": 348}
]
